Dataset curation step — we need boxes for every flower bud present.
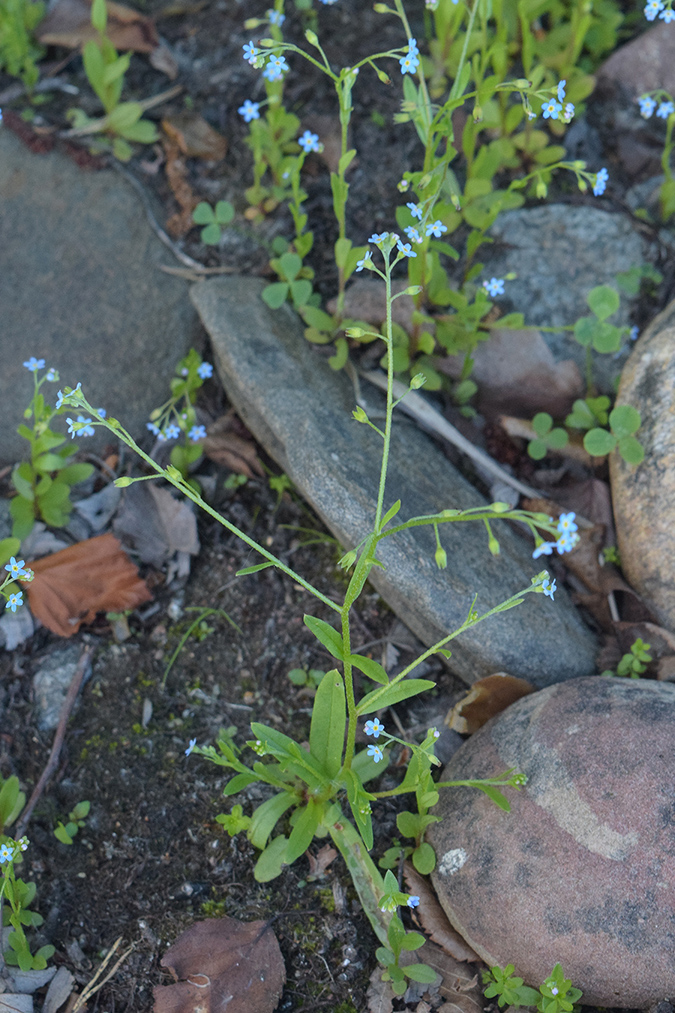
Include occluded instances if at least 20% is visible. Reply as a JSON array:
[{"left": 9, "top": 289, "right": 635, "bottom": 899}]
[
  {"left": 435, "top": 545, "right": 447, "bottom": 569},
  {"left": 410, "top": 373, "right": 426, "bottom": 389}
]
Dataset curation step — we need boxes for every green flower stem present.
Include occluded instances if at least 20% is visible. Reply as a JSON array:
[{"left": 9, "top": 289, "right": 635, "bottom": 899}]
[
  {"left": 69, "top": 394, "right": 341, "bottom": 615},
  {"left": 358, "top": 582, "right": 542, "bottom": 713}
]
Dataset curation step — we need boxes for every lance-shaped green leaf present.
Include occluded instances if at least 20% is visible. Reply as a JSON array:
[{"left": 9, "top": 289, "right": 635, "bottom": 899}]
[
  {"left": 222, "top": 771, "right": 259, "bottom": 796},
  {"left": 286, "top": 799, "right": 322, "bottom": 864},
  {"left": 303, "top": 615, "right": 344, "bottom": 659},
  {"left": 254, "top": 835, "right": 289, "bottom": 882},
  {"left": 349, "top": 654, "right": 388, "bottom": 685},
  {"left": 309, "top": 669, "right": 345, "bottom": 778},
  {"left": 248, "top": 791, "right": 296, "bottom": 850},
  {"left": 344, "top": 768, "right": 375, "bottom": 850},
  {"left": 357, "top": 678, "right": 436, "bottom": 716}
]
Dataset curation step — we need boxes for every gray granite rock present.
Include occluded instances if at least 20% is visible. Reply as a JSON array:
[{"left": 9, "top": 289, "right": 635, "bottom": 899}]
[
  {"left": 0, "top": 127, "right": 199, "bottom": 467},
  {"left": 191, "top": 276, "right": 597, "bottom": 687},
  {"left": 480, "top": 205, "right": 653, "bottom": 391},
  {"left": 428, "top": 676, "right": 675, "bottom": 1008},
  {"left": 610, "top": 299, "right": 675, "bottom": 630},
  {"left": 32, "top": 644, "right": 89, "bottom": 731}
]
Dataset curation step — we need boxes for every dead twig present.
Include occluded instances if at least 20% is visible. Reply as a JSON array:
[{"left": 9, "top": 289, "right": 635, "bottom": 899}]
[
  {"left": 15, "top": 645, "right": 94, "bottom": 837},
  {"left": 71, "top": 936, "right": 134, "bottom": 1013}
]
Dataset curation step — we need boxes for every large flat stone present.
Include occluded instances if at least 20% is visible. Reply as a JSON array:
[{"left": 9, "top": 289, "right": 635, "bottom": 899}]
[
  {"left": 0, "top": 128, "right": 199, "bottom": 466},
  {"left": 610, "top": 298, "right": 675, "bottom": 630},
  {"left": 428, "top": 677, "right": 675, "bottom": 1007},
  {"left": 191, "top": 276, "right": 597, "bottom": 687}
]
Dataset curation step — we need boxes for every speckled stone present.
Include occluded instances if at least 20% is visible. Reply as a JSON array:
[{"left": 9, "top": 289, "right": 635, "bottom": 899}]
[
  {"left": 191, "top": 275, "right": 597, "bottom": 688},
  {"left": 610, "top": 299, "right": 675, "bottom": 631},
  {"left": 428, "top": 676, "right": 675, "bottom": 1007}
]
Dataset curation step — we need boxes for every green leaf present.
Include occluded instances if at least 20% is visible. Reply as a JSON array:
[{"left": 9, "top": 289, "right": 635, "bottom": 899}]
[
  {"left": 400, "top": 931, "right": 426, "bottom": 951},
  {"left": 328, "top": 336, "right": 348, "bottom": 370},
  {"left": 617, "top": 435, "right": 645, "bottom": 465},
  {"left": 357, "top": 679, "right": 435, "bottom": 716},
  {"left": 592, "top": 323, "right": 622, "bottom": 354},
  {"left": 290, "top": 278, "right": 313, "bottom": 308},
  {"left": 309, "top": 669, "right": 346, "bottom": 778},
  {"left": 248, "top": 791, "right": 296, "bottom": 850},
  {"left": 587, "top": 284, "right": 620, "bottom": 321},
  {"left": 10, "top": 496, "right": 36, "bottom": 540},
  {"left": 235, "top": 562, "right": 273, "bottom": 576},
  {"left": 477, "top": 784, "right": 511, "bottom": 811},
  {"left": 412, "top": 841, "right": 436, "bottom": 874},
  {"left": 532, "top": 412, "right": 552, "bottom": 437},
  {"left": 254, "top": 835, "right": 289, "bottom": 882},
  {"left": 546, "top": 428, "right": 568, "bottom": 450},
  {"left": 334, "top": 237, "right": 352, "bottom": 270},
  {"left": 201, "top": 222, "right": 221, "bottom": 245},
  {"left": 380, "top": 499, "right": 401, "bottom": 529},
  {"left": 193, "top": 202, "right": 215, "bottom": 225},
  {"left": 344, "top": 768, "right": 374, "bottom": 850},
  {"left": 0, "top": 776, "right": 22, "bottom": 829},
  {"left": 610, "top": 404, "right": 640, "bottom": 438},
  {"left": 54, "top": 822, "right": 74, "bottom": 845},
  {"left": 33, "top": 431, "right": 66, "bottom": 454},
  {"left": 222, "top": 772, "right": 259, "bottom": 795},
  {"left": 278, "top": 251, "right": 302, "bottom": 282},
  {"left": 261, "top": 282, "right": 290, "bottom": 309},
  {"left": 250, "top": 723, "right": 328, "bottom": 788},
  {"left": 34, "top": 452, "right": 68, "bottom": 473},
  {"left": 91, "top": 0, "right": 107, "bottom": 32},
  {"left": 11, "top": 465, "right": 34, "bottom": 501},
  {"left": 0, "top": 539, "right": 21, "bottom": 569},
  {"left": 572, "top": 315, "right": 595, "bottom": 347},
  {"left": 300, "top": 305, "right": 334, "bottom": 333},
  {"left": 583, "top": 428, "right": 616, "bottom": 457},
  {"left": 56, "top": 463, "right": 94, "bottom": 485},
  {"left": 118, "top": 118, "right": 158, "bottom": 144},
  {"left": 338, "top": 149, "right": 357, "bottom": 175},
  {"left": 303, "top": 614, "right": 344, "bottom": 660},
  {"left": 405, "top": 962, "right": 438, "bottom": 984},
  {"left": 286, "top": 799, "right": 321, "bottom": 864},
  {"left": 396, "top": 810, "right": 420, "bottom": 839},
  {"left": 82, "top": 40, "right": 106, "bottom": 102},
  {"left": 71, "top": 800, "right": 90, "bottom": 820},
  {"left": 105, "top": 102, "right": 143, "bottom": 134},
  {"left": 214, "top": 200, "right": 235, "bottom": 225},
  {"left": 102, "top": 55, "right": 130, "bottom": 87},
  {"left": 349, "top": 654, "right": 388, "bottom": 686},
  {"left": 527, "top": 439, "right": 547, "bottom": 460}
]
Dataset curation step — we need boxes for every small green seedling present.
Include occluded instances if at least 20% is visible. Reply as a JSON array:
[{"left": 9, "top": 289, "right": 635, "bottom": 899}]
[
  {"left": 287, "top": 667, "right": 325, "bottom": 688},
  {"left": 11, "top": 361, "right": 94, "bottom": 539},
  {"left": 483, "top": 962, "right": 582, "bottom": 1013},
  {"left": 262, "top": 251, "right": 313, "bottom": 310},
  {"left": 583, "top": 405, "right": 644, "bottom": 464},
  {"left": 66, "top": 0, "right": 158, "bottom": 160},
  {"left": 527, "top": 413, "right": 569, "bottom": 460},
  {"left": 54, "top": 800, "right": 90, "bottom": 845},
  {"left": 573, "top": 285, "right": 623, "bottom": 354},
  {"left": 0, "top": 0, "right": 45, "bottom": 89},
  {"left": 602, "top": 638, "right": 652, "bottom": 679},
  {"left": 565, "top": 395, "right": 610, "bottom": 430},
  {"left": 192, "top": 201, "right": 235, "bottom": 245}
]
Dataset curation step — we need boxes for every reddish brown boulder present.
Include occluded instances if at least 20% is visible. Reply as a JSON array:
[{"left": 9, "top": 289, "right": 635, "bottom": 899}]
[{"left": 428, "top": 676, "right": 675, "bottom": 1007}]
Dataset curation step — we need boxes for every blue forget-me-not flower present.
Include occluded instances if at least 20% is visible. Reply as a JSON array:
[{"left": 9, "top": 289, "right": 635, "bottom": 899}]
[{"left": 238, "top": 100, "right": 260, "bottom": 122}]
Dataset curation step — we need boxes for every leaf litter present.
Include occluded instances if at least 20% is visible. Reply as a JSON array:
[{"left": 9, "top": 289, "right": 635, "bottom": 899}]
[{"left": 153, "top": 917, "right": 285, "bottom": 1013}]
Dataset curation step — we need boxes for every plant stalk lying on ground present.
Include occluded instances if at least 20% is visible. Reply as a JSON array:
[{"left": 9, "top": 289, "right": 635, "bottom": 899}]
[{"left": 50, "top": 230, "right": 580, "bottom": 991}]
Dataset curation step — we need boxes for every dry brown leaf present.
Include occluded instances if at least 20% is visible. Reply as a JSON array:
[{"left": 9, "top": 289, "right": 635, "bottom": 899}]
[
  {"left": 162, "top": 112, "right": 227, "bottom": 160},
  {"left": 113, "top": 484, "right": 199, "bottom": 567},
  {"left": 366, "top": 966, "right": 394, "bottom": 1013},
  {"left": 554, "top": 478, "right": 614, "bottom": 535},
  {"left": 306, "top": 844, "right": 337, "bottom": 879},
  {"left": 201, "top": 414, "right": 264, "bottom": 478},
  {"left": 37, "top": 0, "right": 158, "bottom": 51},
  {"left": 403, "top": 864, "right": 479, "bottom": 962},
  {"left": 26, "top": 533, "right": 151, "bottom": 637},
  {"left": 161, "top": 137, "right": 198, "bottom": 238},
  {"left": 419, "top": 941, "right": 484, "bottom": 1010},
  {"left": 153, "top": 918, "right": 285, "bottom": 1013},
  {"left": 447, "top": 673, "right": 534, "bottom": 735}
]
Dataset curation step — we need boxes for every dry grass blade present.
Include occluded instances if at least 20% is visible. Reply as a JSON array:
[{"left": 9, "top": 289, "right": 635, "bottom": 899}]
[{"left": 71, "top": 937, "right": 133, "bottom": 1013}]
